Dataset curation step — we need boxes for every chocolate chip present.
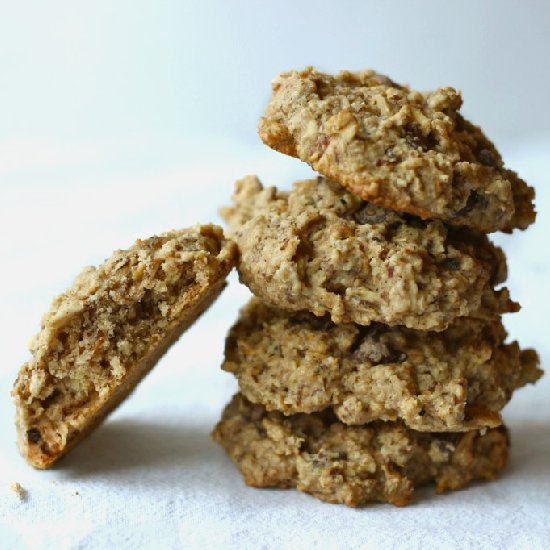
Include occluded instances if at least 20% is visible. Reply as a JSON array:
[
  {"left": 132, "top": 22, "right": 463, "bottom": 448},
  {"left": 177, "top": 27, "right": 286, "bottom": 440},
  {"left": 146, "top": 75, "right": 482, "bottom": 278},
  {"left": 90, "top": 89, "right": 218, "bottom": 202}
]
[
  {"left": 478, "top": 149, "right": 498, "bottom": 168},
  {"left": 404, "top": 124, "right": 438, "bottom": 151},
  {"left": 418, "top": 410, "right": 426, "bottom": 417},
  {"left": 354, "top": 204, "right": 390, "bottom": 225},
  {"left": 353, "top": 332, "right": 407, "bottom": 365},
  {"left": 137, "top": 290, "right": 155, "bottom": 319},
  {"left": 440, "top": 257, "right": 461, "bottom": 270},
  {"left": 456, "top": 190, "right": 488, "bottom": 216},
  {"left": 425, "top": 131, "right": 438, "bottom": 150},
  {"left": 458, "top": 192, "right": 478, "bottom": 215},
  {"left": 27, "top": 428, "right": 41, "bottom": 444},
  {"left": 42, "top": 389, "right": 61, "bottom": 408}
]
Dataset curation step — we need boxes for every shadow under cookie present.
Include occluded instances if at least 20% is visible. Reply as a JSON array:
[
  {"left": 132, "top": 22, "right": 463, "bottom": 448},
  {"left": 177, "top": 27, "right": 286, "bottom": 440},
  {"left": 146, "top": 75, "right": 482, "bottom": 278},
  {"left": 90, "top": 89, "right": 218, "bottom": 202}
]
[{"left": 60, "top": 418, "right": 219, "bottom": 476}]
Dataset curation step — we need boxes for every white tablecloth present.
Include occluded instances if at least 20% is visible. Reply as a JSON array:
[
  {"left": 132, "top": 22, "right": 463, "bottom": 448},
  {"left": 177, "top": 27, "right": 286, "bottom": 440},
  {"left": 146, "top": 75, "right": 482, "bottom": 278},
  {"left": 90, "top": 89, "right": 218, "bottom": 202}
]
[{"left": 1, "top": 138, "right": 548, "bottom": 550}]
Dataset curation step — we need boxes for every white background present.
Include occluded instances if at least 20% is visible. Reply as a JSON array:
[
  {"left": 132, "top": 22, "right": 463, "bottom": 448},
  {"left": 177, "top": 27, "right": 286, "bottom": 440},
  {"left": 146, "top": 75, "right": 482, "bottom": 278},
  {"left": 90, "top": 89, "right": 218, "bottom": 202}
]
[{"left": 1, "top": 2, "right": 549, "bottom": 549}]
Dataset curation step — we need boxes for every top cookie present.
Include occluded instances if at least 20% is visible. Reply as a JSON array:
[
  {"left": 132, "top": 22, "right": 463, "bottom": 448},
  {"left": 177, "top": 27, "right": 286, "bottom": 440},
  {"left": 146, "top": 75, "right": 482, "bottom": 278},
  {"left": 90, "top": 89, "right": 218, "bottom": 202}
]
[
  {"left": 259, "top": 67, "right": 535, "bottom": 233},
  {"left": 13, "top": 224, "right": 236, "bottom": 468}
]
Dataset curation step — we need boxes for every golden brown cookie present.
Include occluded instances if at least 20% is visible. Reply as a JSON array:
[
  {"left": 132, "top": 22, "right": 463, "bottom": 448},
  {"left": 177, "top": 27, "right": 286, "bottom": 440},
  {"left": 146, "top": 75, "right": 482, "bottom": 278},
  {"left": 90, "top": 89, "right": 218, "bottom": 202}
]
[
  {"left": 13, "top": 225, "right": 237, "bottom": 468},
  {"left": 212, "top": 394, "right": 509, "bottom": 507},
  {"left": 221, "top": 175, "right": 514, "bottom": 331},
  {"left": 258, "top": 67, "right": 535, "bottom": 233},
  {"left": 223, "top": 299, "right": 541, "bottom": 431}
]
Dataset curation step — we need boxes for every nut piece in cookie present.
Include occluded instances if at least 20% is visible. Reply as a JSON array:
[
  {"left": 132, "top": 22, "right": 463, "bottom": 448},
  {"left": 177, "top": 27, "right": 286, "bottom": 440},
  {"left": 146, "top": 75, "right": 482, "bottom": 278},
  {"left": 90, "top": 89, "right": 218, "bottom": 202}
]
[
  {"left": 13, "top": 225, "right": 237, "bottom": 469},
  {"left": 258, "top": 67, "right": 535, "bottom": 233},
  {"left": 212, "top": 394, "right": 510, "bottom": 507},
  {"left": 223, "top": 299, "right": 542, "bottom": 431},
  {"left": 222, "top": 175, "right": 514, "bottom": 331}
]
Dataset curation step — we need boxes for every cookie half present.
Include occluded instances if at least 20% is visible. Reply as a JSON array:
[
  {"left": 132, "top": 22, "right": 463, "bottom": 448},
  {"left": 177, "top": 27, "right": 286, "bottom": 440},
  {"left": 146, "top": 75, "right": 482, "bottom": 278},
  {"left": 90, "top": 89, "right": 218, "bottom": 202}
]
[
  {"left": 212, "top": 394, "right": 509, "bottom": 507},
  {"left": 13, "top": 225, "right": 237, "bottom": 468},
  {"left": 223, "top": 299, "right": 541, "bottom": 431},
  {"left": 221, "top": 175, "right": 514, "bottom": 331},
  {"left": 258, "top": 67, "right": 535, "bottom": 233}
]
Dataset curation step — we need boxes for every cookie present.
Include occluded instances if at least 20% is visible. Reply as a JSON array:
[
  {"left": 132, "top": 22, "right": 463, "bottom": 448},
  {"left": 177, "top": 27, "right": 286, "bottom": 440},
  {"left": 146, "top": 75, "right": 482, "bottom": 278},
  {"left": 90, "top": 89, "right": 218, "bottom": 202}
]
[
  {"left": 221, "top": 175, "right": 514, "bottom": 331},
  {"left": 212, "top": 394, "right": 509, "bottom": 507},
  {"left": 223, "top": 299, "right": 541, "bottom": 431},
  {"left": 13, "top": 225, "right": 237, "bottom": 468},
  {"left": 258, "top": 67, "right": 535, "bottom": 233}
]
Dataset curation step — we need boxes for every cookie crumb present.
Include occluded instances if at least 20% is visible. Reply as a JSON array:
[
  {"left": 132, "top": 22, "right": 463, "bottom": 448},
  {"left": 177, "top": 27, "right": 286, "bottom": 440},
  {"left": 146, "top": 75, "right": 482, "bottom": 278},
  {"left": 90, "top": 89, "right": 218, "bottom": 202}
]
[{"left": 10, "top": 482, "right": 26, "bottom": 500}]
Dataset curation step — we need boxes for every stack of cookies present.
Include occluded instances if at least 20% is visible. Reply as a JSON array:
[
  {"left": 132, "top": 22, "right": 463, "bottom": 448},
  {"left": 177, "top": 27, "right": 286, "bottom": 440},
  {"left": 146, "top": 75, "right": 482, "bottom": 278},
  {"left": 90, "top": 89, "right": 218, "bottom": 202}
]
[{"left": 213, "top": 68, "right": 542, "bottom": 506}]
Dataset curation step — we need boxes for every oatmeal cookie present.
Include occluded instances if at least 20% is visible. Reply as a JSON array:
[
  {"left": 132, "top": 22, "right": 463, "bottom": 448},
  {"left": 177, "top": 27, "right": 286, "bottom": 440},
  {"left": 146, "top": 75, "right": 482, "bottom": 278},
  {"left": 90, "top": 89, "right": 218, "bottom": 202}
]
[
  {"left": 223, "top": 299, "right": 541, "bottom": 431},
  {"left": 258, "top": 67, "right": 535, "bottom": 233},
  {"left": 221, "top": 175, "right": 513, "bottom": 331},
  {"left": 212, "top": 394, "right": 509, "bottom": 507},
  {"left": 13, "top": 225, "right": 237, "bottom": 468}
]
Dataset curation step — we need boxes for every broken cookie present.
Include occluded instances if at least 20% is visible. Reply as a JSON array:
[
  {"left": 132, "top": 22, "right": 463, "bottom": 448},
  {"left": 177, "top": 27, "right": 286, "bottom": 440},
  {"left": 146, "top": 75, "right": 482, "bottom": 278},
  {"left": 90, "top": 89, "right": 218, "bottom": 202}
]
[{"left": 13, "top": 225, "right": 236, "bottom": 468}]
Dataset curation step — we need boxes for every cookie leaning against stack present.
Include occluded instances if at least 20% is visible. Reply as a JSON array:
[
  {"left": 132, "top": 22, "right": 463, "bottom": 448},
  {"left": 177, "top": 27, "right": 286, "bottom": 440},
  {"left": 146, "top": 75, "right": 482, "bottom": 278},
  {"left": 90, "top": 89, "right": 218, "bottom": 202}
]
[
  {"left": 13, "top": 225, "right": 237, "bottom": 468},
  {"left": 213, "top": 67, "right": 542, "bottom": 507}
]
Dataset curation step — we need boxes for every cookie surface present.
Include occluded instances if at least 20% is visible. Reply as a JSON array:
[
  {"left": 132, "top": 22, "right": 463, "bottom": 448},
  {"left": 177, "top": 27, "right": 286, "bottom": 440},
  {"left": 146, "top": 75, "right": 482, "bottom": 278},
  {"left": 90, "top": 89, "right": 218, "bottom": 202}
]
[
  {"left": 13, "top": 225, "right": 237, "bottom": 468},
  {"left": 224, "top": 299, "right": 541, "bottom": 431},
  {"left": 212, "top": 394, "right": 509, "bottom": 507},
  {"left": 258, "top": 67, "right": 535, "bottom": 233},
  {"left": 221, "top": 175, "right": 514, "bottom": 331}
]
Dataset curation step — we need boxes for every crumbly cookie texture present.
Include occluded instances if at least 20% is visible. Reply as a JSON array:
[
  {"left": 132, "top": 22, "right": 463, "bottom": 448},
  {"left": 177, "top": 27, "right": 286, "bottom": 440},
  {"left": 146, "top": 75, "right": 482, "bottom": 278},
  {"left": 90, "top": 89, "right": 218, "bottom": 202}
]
[
  {"left": 221, "top": 175, "right": 515, "bottom": 331},
  {"left": 258, "top": 67, "right": 535, "bottom": 233},
  {"left": 13, "top": 225, "right": 237, "bottom": 469},
  {"left": 224, "top": 299, "right": 542, "bottom": 431},
  {"left": 212, "top": 394, "right": 509, "bottom": 507}
]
